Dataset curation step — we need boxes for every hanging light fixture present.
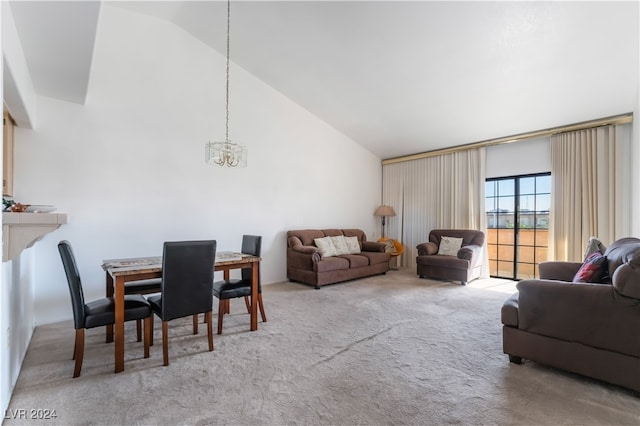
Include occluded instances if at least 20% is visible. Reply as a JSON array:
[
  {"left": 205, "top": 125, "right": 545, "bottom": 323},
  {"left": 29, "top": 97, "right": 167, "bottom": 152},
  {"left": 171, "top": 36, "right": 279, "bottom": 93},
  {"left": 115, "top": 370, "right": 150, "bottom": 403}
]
[{"left": 205, "top": 0, "right": 247, "bottom": 167}]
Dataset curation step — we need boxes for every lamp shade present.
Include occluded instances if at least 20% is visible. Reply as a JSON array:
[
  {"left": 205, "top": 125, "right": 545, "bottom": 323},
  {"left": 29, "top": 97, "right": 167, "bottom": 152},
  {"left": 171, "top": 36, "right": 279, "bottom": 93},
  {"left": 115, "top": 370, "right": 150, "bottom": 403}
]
[{"left": 374, "top": 205, "right": 396, "bottom": 217}]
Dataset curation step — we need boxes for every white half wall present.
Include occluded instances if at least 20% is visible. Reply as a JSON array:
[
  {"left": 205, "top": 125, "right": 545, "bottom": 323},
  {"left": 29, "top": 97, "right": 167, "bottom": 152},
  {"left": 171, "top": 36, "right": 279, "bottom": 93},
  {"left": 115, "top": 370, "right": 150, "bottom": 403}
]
[{"left": 11, "top": 5, "right": 382, "bottom": 326}]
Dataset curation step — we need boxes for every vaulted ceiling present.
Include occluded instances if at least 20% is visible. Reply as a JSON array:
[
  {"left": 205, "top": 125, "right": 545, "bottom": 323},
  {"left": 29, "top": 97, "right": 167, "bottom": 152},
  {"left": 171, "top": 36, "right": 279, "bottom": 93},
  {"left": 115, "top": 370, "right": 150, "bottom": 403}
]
[{"left": 6, "top": 1, "right": 639, "bottom": 160}]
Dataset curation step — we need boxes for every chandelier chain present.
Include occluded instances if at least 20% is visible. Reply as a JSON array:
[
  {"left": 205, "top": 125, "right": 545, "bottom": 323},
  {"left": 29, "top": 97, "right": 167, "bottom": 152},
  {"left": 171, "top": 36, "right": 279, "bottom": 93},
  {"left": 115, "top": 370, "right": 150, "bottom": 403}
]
[
  {"left": 205, "top": 0, "right": 247, "bottom": 168},
  {"left": 225, "top": 0, "right": 230, "bottom": 144}
]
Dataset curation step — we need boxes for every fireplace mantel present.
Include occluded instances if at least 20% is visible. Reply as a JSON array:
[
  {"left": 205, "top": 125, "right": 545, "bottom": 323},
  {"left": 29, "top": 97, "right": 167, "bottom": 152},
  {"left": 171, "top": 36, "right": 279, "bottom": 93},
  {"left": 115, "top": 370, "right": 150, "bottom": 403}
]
[{"left": 2, "top": 212, "right": 69, "bottom": 262}]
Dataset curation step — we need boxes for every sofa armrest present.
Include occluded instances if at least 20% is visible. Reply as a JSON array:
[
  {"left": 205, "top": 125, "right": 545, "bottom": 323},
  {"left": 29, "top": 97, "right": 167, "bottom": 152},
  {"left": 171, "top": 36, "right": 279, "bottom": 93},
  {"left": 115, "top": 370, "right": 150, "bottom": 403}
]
[
  {"left": 612, "top": 251, "right": 640, "bottom": 299},
  {"left": 292, "top": 245, "right": 319, "bottom": 255},
  {"left": 417, "top": 242, "right": 438, "bottom": 256},
  {"left": 362, "top": 241, "right": 385, "bottom": 252},
  {"left": 516, "top": 279, "right": 640, "bottom": 356},
  {"left": 538, "top": 261, "right": 582, "bottom": 282},
  {"left": 458, "top": 244, "right": 481, "bottom": 262},
  {"left": 288, "top": 246, "right": 322, "bottom": 268}
]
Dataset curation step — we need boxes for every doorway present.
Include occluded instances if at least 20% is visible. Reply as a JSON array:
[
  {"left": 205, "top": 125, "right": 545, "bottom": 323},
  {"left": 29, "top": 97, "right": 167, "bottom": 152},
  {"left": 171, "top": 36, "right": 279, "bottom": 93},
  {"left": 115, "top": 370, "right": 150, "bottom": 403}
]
[{"left": 485, "top": 173, "right": 550, "bottom": 280}]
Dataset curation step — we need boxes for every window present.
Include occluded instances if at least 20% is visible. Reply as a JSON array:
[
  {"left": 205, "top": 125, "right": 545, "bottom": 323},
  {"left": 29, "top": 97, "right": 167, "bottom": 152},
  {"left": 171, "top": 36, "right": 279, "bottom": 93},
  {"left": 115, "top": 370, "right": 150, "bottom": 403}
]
[{"left": 485, "top": 173, "right": 550, "bottom": 279}]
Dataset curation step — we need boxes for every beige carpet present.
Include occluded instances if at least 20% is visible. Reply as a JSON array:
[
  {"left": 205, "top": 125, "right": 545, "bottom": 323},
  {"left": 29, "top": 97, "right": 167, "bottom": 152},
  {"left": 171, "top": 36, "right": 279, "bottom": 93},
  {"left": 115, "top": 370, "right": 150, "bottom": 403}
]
[{"left": 4, "top": 269, "right": 639, "bottom": 425}]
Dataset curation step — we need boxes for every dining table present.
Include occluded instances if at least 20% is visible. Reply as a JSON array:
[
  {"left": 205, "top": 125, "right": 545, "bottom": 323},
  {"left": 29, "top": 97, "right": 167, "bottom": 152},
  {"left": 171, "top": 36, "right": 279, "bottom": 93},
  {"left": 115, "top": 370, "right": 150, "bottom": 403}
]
[{"left": 101, "top": 251, "right": 261, "bottom": 373}]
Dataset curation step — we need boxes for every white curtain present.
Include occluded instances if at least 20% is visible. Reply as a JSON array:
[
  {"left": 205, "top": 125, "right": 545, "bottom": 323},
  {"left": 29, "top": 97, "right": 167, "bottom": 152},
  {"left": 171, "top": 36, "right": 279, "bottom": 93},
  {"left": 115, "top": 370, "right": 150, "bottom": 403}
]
[
  {"left": 382, "top": 148, "right": 487, "bottom": 274},
  {"left": 550, "top": 124, "right": 631, "bottom": 261}
]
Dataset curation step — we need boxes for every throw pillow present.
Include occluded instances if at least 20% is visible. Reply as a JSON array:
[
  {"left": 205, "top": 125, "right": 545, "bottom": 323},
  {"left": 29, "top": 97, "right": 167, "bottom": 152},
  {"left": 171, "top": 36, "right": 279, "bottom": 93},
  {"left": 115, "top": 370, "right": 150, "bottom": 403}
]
[
  {"left": 437, "top": 236, "right": 464, "bottom": 256},
  {"left": 314, "top": 237, "right": 337, "bottom": 257},
  {"left": 582, "top": 237, "right": 607, "bottom": 261},
  {"left": 330, "top": 236, "right": 350, "bottom": 256},
  {"left": 384, "top": 239, "right": 396, "bottom": 253},
  {"left": 573, "top": 252, "right": 608, "bottom": 283},
  {"left": 344, "top": 236, "right": 361, "bottom": 254}
]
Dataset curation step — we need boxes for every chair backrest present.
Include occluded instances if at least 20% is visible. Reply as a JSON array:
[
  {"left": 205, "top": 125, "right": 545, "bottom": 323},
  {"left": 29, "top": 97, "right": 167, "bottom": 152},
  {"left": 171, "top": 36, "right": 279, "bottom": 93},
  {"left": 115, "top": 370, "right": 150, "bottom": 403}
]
[
  {"left": 58, "top": 240, "right": 86, "bottom": 329},
  {"left": 603, "top": 237, "right": 640, "bottom": 281},
  {"left": 240, "top": 235, "right": 262, "bottom": 283},
  {"left": 429, "top": 229, "right": 485, "bottom": 248},
  {"left": 161, "top": 240, "right": 216, "bottom": 321}
]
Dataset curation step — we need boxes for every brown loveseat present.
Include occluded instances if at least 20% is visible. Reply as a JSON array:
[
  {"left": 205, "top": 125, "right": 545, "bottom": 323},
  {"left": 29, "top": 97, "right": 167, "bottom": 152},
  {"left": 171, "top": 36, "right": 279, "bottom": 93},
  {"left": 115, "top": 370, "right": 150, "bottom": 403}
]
[
  {"left": 287, "top": 229, "right": 390, "bottom": 289},
  {"left": 416, "top": 229, "right": 485, "bottom": 285},
  {"left": 501, "top": 237, "right": 640, "bottom": 392}
]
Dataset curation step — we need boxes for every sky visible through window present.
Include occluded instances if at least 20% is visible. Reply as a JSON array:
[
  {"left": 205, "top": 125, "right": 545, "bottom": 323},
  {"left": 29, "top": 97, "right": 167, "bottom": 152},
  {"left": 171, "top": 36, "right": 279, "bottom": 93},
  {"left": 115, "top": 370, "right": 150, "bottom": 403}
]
[{"left": 485, "top": 174, "right": 550, "bottom": 213}]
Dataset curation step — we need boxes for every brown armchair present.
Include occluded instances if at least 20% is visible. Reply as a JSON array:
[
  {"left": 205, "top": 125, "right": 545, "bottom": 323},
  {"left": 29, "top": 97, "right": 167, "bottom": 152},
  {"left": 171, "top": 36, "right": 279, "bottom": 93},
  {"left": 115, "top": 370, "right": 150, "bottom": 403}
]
[{"left": 416, "top": 229, "right": 485, "bottom": 285}]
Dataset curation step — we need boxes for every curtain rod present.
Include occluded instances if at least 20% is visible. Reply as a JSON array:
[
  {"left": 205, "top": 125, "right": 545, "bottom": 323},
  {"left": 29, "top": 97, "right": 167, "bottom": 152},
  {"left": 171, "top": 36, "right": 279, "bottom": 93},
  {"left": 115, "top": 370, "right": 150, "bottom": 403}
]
[{"left": 382, "top": 112, "right": 633, "bottom": 166}]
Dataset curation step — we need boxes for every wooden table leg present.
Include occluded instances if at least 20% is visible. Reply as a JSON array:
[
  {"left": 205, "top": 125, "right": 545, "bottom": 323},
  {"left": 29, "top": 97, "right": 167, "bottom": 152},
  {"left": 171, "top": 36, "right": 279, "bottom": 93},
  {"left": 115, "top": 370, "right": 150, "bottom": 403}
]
[
  {"left": 106, "top": 272, "right": 114, "bottom": 343},
  {"left": 114, "top": 275, "right": 125, "bottom": 373},
  {"left": 250, "top": 261, "right": 259, "bottom": 331}
]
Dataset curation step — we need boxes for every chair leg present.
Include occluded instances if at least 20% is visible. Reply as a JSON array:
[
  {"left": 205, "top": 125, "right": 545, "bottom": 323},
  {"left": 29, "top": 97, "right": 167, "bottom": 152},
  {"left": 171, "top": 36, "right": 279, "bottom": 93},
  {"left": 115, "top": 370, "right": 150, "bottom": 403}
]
[
  {"left": 149, "top": 315, "right": 154, "bottom": 346},
  {"left": 225, "top": 299, "right": 231, "bottom": 314},
  {"left": 206, "top": 311, "right": 214, "bottom": 351},
  {"left": 143, "top": 317, "right": 151, "bottom": 359},
  {"left": 258, "top": 294, "right": 267, "bottom": 323},
  {"left": 193, "top": 314, "right": 199, "bottom": 335},
  {"left": 73, "top": 329, "right": 85, "bottom": 378},
  {"left": 162, "top": 321, "right": 169, "bottom": 366},
  {"left": 245, "top": 294, "right": 267, "bottom": 323},
  {"left": 136, "top": 319, "right": 142, "bottom": 342},
  {"left": 217, "top": 299, "right": 225, "bottom": 335}
]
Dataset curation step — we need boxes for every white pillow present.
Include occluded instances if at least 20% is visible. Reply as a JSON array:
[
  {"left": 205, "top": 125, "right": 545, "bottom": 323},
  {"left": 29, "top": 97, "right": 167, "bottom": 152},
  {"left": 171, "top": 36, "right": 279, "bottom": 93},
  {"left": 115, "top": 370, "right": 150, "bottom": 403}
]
[
  {"left": 314, "top": 237, "right": 337, "bottom": 257},
  {"left": 437, "top": 236, "right": 463, "bottom": 256},
  {"left": 383, "top": 240, "right": 396, "bottom": 253},
  {"left": 344, "top": 236, "right": 361, "bottom": 254},
  {"left": 330, "top": 236, "right": 350, "bottom": 256}
]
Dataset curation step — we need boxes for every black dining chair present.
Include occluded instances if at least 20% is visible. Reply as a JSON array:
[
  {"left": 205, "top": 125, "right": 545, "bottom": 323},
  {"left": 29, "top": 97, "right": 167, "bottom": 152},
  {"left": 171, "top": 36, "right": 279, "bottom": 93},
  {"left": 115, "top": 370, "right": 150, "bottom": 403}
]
[
  {"left": 213, "top": 235, "right": 266, "bottom": 334},
  {"left": 123, "top": 278, "right": 161, "bottom": 340},
  {"left": 58, "top": 240, "right": 152, "bottom": 378},
  {"left": 147, "top": 240, "right": 216, "bottom": 366}
]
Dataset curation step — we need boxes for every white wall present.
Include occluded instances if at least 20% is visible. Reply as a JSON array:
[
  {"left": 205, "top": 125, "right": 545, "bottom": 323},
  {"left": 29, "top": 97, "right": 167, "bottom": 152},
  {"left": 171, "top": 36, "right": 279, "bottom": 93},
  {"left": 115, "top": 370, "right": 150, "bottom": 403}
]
[
  {"left": 11, "top": 5, "right": 381, "bottom": 326},
  {"left": 486, "top": 137, "right": 551, "bottom": 179}
]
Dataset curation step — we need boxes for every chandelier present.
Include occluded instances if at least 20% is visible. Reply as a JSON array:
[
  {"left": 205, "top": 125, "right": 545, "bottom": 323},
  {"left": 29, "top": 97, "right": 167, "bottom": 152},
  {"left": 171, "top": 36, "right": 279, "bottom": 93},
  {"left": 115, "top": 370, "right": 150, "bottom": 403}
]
[{"left": 205, "top": 0, "right": 247, "bottom": 167}]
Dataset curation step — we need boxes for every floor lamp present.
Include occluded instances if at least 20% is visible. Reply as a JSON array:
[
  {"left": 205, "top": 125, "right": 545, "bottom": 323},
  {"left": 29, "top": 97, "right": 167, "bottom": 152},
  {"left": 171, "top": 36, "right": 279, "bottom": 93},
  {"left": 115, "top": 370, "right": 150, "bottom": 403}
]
[{"left": 374, "top": 205, "right": 396, "bottom": 239}]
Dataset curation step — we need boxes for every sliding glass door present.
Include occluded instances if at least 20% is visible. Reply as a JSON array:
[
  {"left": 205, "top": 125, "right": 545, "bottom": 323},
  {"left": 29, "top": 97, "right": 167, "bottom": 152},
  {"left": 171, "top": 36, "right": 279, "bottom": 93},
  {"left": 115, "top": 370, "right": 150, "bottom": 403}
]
[{"left": 485, "top": 173, "right": 550, "bottom": 280}]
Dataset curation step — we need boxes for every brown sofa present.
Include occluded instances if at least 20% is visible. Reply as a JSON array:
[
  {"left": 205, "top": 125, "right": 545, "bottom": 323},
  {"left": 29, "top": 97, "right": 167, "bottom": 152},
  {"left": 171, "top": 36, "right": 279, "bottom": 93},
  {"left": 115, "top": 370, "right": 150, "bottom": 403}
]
[
  {"left": 287, "top": 229, "right": 390, "bottom": 289},
  {"left": 416, "top": 229, "right": 485, "bottom": 285},
  {"left": 501, "top": 237, "right": 640, "bottom": 392}
]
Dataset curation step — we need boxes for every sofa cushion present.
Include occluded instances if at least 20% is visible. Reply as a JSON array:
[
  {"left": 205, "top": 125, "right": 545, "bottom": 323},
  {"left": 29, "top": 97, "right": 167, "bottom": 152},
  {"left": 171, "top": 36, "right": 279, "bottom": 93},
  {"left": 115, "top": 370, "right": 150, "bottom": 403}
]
[
  {"left": 359, "top": 251, "right": 391, "bottom": 265},
  {"left": 338, "top": 254, "right": 370, "bottom": 268},
  {"left": 314, "top": 237, "right": 337, "bottom": 257},
  {"left": 437, "top": 236, "right": 463, "bottom": 256},
  {"left": 344, "top": 236, "right": 361, "bottom": 254},
  {"left": 416, "top": 254, "right": 470, "bottom": 270},
  {"left": 315, "top": 256, "right": 350, "bottom": 272},
  {"left": 321, "top": 229, "right": 344, "bottom": 237},
  {"left": 291, "top": 230, "right": 327, "bottom": 247},
  {"left": 572, "top": 252, "right": 607, "bottom": 283},
  {"left": 331, "top": 236, "right": 350, "bottom": 256}
]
